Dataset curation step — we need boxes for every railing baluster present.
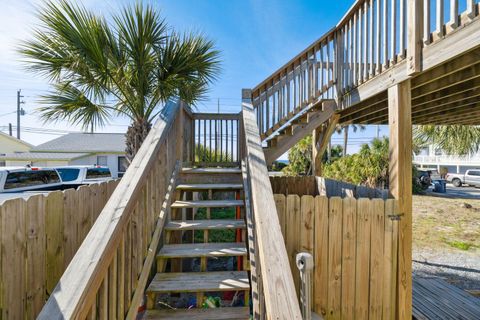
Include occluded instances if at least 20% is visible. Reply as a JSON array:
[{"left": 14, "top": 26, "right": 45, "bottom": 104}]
[
  {"left": 467, "top": 0, "right": 476, "bottom": 19},
  {"left": 220, "top": 119, "right": 223, "bottom": 162},
  {"left": 383, "top": 0, "right": 389, "bottom": 68},
  {"left": 391, "top": 0, "right": 397, "bottom": 63},
  {"left": 326, "top": 39, "right": 331, "bottom": 96},
  {"left": 225, "top": 119, "right": 229, "bottom": 160},
  {"left": 287, "top": 70, "right": 291, "bottom": 114},
  {"left": 436, "top": 0, "right": 444, "bottom": 38},
  {"left": 399, "top": 0, "right": 405, "bottom": 58},
  {"left": 376, "top": 0, "right": 381, "bottom": 74},
  {"left": 447, "top": 0, "right": 458, "bottom": 31},
  {"left": 369, "top": 0, "right": 374, "bottom": 77},
  {"left": 363, "top": 1, "right": 368, "bottom": 81},
  {"left": 203, "top": 119, "right": 207, "bottom": 161},
  {"left": 209, "top": 119, "right": 212, "bottom": 157},
  {"left": 353, "top": 12, "right": 358, "bottom": 85},
  {"left": 231, "top": 120, "right": 234, "bottom": 162},
  {"left": 424, "top": 0, "right": 431, "bottom": 44},
  {"left": 214, "top": 119, "right": 218, "bottom": 162},
  {"left": 348, "top": 20, "right": 352, "bottom": 89}
]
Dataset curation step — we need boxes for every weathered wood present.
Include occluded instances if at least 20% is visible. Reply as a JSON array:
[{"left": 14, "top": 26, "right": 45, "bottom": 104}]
[
  {"left": 46, "top": 191, "right": 65, "bottom": 295},
  {"left": 369, "top": 199, "right": 385, "bottom": 318},
  {"left": 341, "top": 197, "right": 356, "bottom": 319},
  {"left": 286, "top": 194, "right": 301, "bottom": 294},
  {"left": 242, "top": 101, "right": 302, "bottom": 319},
  {"left": 407, "top": 0, "right": 423, "bottom": 74},
  {"left": 327, "top": 197, "right": 342, "bottom": 318},
  {"left": 313, "top": 195, "right": 329, "bottom": 317},
  {"left": 388, "top": 80, "right": 413, "bottom": 320}
]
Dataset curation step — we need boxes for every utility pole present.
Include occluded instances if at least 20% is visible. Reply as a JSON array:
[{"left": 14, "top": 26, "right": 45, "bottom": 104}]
[
  {"left": 17, "top": 90, "right": 25, "bottom": 139},
  {"left": 376, "top": 125, "right": 380, "bottom": 139},
  {"left": 217, "top": 98, "right": 220, "bottom": 114},
  {"left": 8, "top": 123, "right": 12, "bottom": 136}
]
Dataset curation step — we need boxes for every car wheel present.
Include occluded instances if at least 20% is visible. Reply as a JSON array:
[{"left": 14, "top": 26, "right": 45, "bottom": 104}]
[{"left": 452, "top": 179, "right": 462, "bottom": 187}]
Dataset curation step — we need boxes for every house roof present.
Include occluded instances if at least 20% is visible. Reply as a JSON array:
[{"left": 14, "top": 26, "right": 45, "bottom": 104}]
[
  {"left": 0, "top": 152, "right": 90, "bottom": 161},
  {"left": 32, "top": 133, "right": 126, "bottom": 153},
  {"left": 0, "top": 131, "right": 34, "bottom": 148}
]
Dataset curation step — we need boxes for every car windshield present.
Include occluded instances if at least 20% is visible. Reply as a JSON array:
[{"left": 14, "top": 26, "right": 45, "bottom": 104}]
[
  {"left": 4, "top": 170, "right": 60, "bottom": 190},
  {"left": 56, "top": 168, "right": 81, "bottom": 182},
  {"left": 86, "top": 168, "right": 111, "bottom": 179}
]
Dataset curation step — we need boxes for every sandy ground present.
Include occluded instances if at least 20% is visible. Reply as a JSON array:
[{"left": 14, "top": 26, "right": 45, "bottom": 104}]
[{"left": 413, "top": 194, "right": 480, "bottom": 291}]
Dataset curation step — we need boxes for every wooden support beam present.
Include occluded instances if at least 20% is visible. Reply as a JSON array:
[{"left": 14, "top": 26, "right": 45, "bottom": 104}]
[
  {"left": 312, "top": 114, "right": 340, "bottom": 176},
  {"left": 388, "top": 80, "right": 412, "bottom": 320}
]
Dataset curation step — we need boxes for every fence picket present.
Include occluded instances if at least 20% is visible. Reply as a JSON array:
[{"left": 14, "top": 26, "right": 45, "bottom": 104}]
[
  {"left": 46, "top": 191, "right": 65, "bottom": 295},
  {"left": 327, "top": 197, "right": 342, "bottom": 318},
  {"left": 355, "top": 198, "right": 372, "bottom": 318},
  {"left": 341, "top": 197, "right": 357, "bottom": 318},
  {"left": 314, "top": 195, "right": 329, "bottom": 317},
  {"left": 369, "top": 198, "right": 385, "bottom": 318}
]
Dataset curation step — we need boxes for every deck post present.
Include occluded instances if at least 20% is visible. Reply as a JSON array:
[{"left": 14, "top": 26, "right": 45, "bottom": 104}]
[
  {"left": 388, "top": 80, "right": 412, "bottom": 320},
  {"left": 407, "top": 0, "right": 423, "bottom": 75}
]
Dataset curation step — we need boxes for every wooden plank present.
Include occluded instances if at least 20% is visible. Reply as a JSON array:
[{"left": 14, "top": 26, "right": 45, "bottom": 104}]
[
  {"left": 147, "top": 271, "right": 250, "bottom": 293},
  {"left": 327, "top": 197, "right": 342, "bottom": 318},
  {"left": 369, "top": 199, "right": 385, "bottom": 318},
  {"left": 145, "top": 307, "right": 250, "bottom": 320},
  {"left": 25, "top": 195, "right": 46, "bottom": 319},
  {"left": 274, "top": 194, "right": 287, "bottom": 239},
  {"left": 158, "top": 242, "right": 247, "bottom": 258},
  {"left": 1, "top": 199, "right": 26, "bottom": 319},
  {"left": 388, "top": 80, "right": 413, "bottom": 320},
  {"left": 407, "top": 0, "right": 423, "bottom": 74},
  {"left": 300, "top": 195, "right": 315, "bottom": 254},
  {"left": 383, "top": 199, "right": 398, "bottom": 319},
  {"left": 286, "top": 194, "right": 301, "bottom": 294},
  {"left": 46, "top": 191, "right": 65, "bottom": 295},
  {"left": 242, "top": 101, "right": 302, "bottom": 319},
  {"left": 341, "top": 197, "right": 356, "bottom": 319},
  {"left": 355, "top": 198, "right": 372, "bottom": 319},
  {"left": 171, "top": 200, "right": 244, "bottom": 208},
  {"left": 314, "top": 196, "right": 329, "bottom": 317},
  {"left": 63, "top": 188, "right": 78, "bottom": 268},
  {"left": 165, "top": 219, "right": 245, "bottom": 231}
]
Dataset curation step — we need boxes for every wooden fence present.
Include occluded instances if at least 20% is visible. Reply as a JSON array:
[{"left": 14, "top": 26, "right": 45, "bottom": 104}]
[
  {"left": 274, "top": 194, "right": 399, "bottom": 319},
  {"left": 0, "top": 180, "right": 118, "bottom": 319},
  {"left": 270, "top": 175, "right": 388, "bottom": 199}
]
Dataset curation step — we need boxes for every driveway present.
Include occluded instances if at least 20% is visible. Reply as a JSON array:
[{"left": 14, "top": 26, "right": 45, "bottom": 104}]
[{"left": 426, "top": 183, "right": 480, "bottom": 199}]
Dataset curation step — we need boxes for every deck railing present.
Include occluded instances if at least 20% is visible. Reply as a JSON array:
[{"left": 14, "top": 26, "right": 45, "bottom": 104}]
[
  {"left": 189, "top": 112, "right": 242, "bottom": 166},
  {"left": 252, "top": 0, "right": 480, "bottom": 139},
  {"left": 241, "top": 99, "right": 303, "bottom": 319},
  {"left": 37, "top": 99, "right": 190, "bottom": 319}
]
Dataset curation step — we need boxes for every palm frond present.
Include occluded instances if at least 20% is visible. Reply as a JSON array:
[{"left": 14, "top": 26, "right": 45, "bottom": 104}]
[{"left": 414, "top": 125, "right": 480, "bottom": 156}]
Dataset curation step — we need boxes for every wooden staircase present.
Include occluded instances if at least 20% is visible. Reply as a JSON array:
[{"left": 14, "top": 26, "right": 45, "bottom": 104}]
[
  {"left": 262, "top": 99, "right": 337, "bottom": 164},
  {"left": 145, "top": 166, "right": 251, "bottom": 320}
]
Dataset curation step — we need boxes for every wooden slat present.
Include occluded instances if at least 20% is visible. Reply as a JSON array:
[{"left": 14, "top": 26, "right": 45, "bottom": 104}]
[
  {"left": 176, "top": 183, "right": 243, "bottom": 190},
  {"left": 355, "top": 198, "right": 372, "bottom": 318},
  {"left": 157, "top": 242, "right": 247, "bottom": 258},
  {"left": 300, "top": 195, "right": 315, "bottom": 254},
  {"left": 369, "top": 199, "right": 385, "bottom": 318},
  {"left": 274, "top": 194, "right": 287, "bottom": 238},
  {"left": 145, "top": 307, "right": 250, "bottom": 320},
  {"left": 147, "top": 271, "right": 249, "bottom": 293},
  {"left": 383, "top": 199, "right": 398, "bottom": 319},
  {"left": 327, "top": 197, "right": 342, "bottom": 318},
  {"left": 165, "top": 219, "right": 245, "bottom": 231},
  {"left": 286, "top": 194, "right": 301, "bottom": 294},
  {"left": 314, "top": 196, "right": 329, "bottom": 317},
  {"left": 341, "top": 197, "right": 356, "bottom": 319},
  {"left": 171, "top": 200, "right": 244, "bottom": 208},
  {"left": 46, "top": 191, "right": 65, "bottom": 295}
]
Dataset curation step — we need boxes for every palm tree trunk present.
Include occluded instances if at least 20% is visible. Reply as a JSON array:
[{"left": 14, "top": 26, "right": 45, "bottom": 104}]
[
  {"left": 125, "top": 119, "right": 152, "bottom": 162},
  {"left": 343, "top": 125, "right": 349, "bottom": 155}
]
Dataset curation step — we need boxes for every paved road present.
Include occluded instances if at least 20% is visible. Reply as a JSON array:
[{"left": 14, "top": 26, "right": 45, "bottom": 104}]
[{"left": 426, "top": 183, "right": 480, "bottom": 199}]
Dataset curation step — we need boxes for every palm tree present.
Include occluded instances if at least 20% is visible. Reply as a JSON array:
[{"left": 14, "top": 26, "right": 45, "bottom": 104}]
[
  {"left": 335, "top": 124, "right": 366, "bottom": 155},
  {"left": 414, "top": 125, "right": 480, "bottom": 156},
  {"left": 20, "top": 0, "right": 221, "bottom": 161}
]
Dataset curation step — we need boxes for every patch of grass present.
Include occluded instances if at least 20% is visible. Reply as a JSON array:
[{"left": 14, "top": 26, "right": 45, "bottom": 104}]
[{"left": 444, "top": 240, "right": 472, "bottom": 251}]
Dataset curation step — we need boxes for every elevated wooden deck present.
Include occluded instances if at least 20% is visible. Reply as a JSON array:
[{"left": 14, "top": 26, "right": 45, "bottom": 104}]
[{"left": 413, "top": 277, "right": 480, "bottom": 320}]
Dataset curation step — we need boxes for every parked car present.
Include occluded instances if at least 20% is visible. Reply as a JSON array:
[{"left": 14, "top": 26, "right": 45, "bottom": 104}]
[
  {"left": 55, "top": 165, "right": 112, "bottom": 188},
  {"left": 0, "top": 166, "right": 62, "bottom": 193},
  {"left": 446, "top": 169, "right": 480, "bottom": 187}
]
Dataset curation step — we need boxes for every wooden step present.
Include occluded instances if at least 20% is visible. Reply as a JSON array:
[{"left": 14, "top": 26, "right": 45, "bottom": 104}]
[
  {"left": 165, "top": 219, "right": 246, "bottom": 231},
  {"left": 145, "top": 307, "right": 250, "bottom": 320},
  {"left": 171, "top": 200, "right": 244, "bottom": 209},
  {"left": 147, "top": 271, "right": 250, "bottom": 293},
  {"left": 181, "top": 168, "right": 241, "bottom": 174},
  {"left": 176, "top": 183, "right": 243, "bottom": 191},
  {"left": 157, "top": 242, "right": 247, "bottom": 259}
]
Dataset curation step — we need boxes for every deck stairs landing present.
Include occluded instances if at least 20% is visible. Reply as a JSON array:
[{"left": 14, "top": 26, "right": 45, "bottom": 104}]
[{"left": 145, "top": 166, "right": 250, "bottom": 320}]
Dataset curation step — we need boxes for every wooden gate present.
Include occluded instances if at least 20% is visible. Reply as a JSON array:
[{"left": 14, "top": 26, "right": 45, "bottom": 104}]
[{"left": 274, "top": 194, "right": 399, "bottom": 319}]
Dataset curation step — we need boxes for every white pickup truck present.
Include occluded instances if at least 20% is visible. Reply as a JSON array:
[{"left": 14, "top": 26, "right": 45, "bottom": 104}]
[
  {"left": 445, "top": 169, "right": 480, "bottom": 187},
  {"left": 54, "top": 165, "right": 112, "bottom": 188},
  {"left": 0, "top": 166, "right": 62, "bottom": 193}
]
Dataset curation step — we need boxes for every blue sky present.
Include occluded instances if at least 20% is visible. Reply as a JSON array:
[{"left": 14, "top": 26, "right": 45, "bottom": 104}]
[{"left": 0, "top": 0, "right": 385, "bottom": 154}]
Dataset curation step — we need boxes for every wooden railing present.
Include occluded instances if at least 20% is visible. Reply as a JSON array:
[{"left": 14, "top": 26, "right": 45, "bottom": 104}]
[
  {"left": 241, "top": 100, "right": 303, "bottom": 319},
  {"left": 252, "top": 0, "right": 480, "bottom": 139},
  {"left": 189, "top": 113, "right": 242, "bottom": 166},
  {"left": 38, "top": 99, "right": 190, "bottom": 319}
]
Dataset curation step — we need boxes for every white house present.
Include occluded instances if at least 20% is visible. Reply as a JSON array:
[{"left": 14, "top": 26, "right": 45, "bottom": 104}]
[
  {"left": 413, "top": 144, "right": 480, "bottom": 174},
  {"left": 0, "top": 133, "right": 127, "bottom": 178}
]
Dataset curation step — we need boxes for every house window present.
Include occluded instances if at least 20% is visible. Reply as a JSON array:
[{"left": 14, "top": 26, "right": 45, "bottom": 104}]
[
  {"left": 97, "top": 155, "right": 108, "bottom": 166},
  {"left": 118, "top": 156, "right": 128, "bottom": 176},
  {"left": 0, "top": 161, "right": 5, "bottom": 167}
]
